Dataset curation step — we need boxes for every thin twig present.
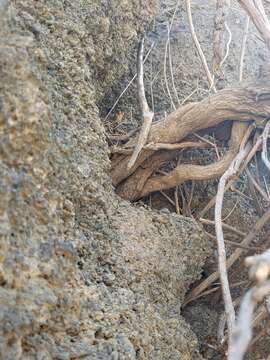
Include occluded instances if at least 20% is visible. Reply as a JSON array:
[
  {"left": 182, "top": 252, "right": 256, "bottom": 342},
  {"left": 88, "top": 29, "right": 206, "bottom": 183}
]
[
  {"left": 107, "top": 129, "right": 138, "bottom": 142},
  {"left": 175, "top": 155, "right": 182, "bottom": 214},
  {"left": 230, "top": 184, "right": 253, "bottom": 201},
  {"left": 239, "top": 15, "right": 250, "bottom": 82},
  {"left": 144, "top": 140, "right": 209, "bottom": 151},
  {"left": 199, "top": 132, "right": 262, "bottom": 218},
  {"left": 167, "top": 1, "right": 181, "bottom": 106},
  {"left": 224, "top": 239, "right": 264, "bottom": 251},
  {"left": 200, "top": 218, "right": 246, "bottom": 237},
  {"left": 246, "top": 168, "right": 270, "bottom": 202},
  {"left": 113, "top": 140, "right": 210, "bottom": 154},
  {"left": 247, "top": 171, "right": 263, "bottom": 215},
  {"left": 249, "top": 326, "right": 267, "bottom": 348},
  {"left": 105, "top": 42, "right": 155, "bottom": 121},
  {"left": 183, "top": 183, "right": 192, "bottom": 216},
  {"left": 207, "top": 230, "right": 264, "bottom": 251},
  {"left": 185, "top": 0, "right": 217, "bottom": 92},
  {"left": 160, "top": 190, "right": 176, "bottom": 207},
  {"left": 187, "top": 181, "right": 195, "bottom": 212},
  {"left": 180, "top": 81, "right": 199, "bottom": 106},
  {"left": 180, "top": 186, "right": 188, "bottom": 216},
  {"left": 175, "top": 186, "right": 181, "bottom": 214},
  {"left": 194, "top": 133, "right": 220, "bottom": 159},
  {"left": 262, "top": 121, "right": 270, "bottom": 171},
  {"left": 164, "top": 21, "right": 177, "bottom": 109},
  {"left": 184, "top": 207, "right": 270, "bottom": 307},
  {"left": 128, "top": 39, "right": 154, "bottom": 169},
  {"left": 163, "top": 25, "right": 176, "bottom": 110},
  {"left": 110, "top": 147, "right": 134, "bottom": 155},
  {"left": 220, "top": 21, "right": 232, "bottom": 69},
  {"left": 222, "top": 199, "right": 239, "bottom": 222},
  {"left": 264, "top": 175, "right": 270, "bottom": 198},
  {"left": 150, "top": 56, "right": 155, "bottom": 115},
  {"left": 242, "top": 132, "right": 262, "bottom": 169}
]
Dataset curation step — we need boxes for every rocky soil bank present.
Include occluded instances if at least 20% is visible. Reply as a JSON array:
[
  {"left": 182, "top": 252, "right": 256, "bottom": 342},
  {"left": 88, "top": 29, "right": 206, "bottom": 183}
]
[{"left": 0, "top": 1, "right": 210, "bottom": 359}]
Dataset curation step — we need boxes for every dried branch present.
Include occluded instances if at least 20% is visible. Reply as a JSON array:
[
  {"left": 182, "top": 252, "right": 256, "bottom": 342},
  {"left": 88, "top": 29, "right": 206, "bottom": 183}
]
[
  {"left": 215, "top": 142, "right": 251, "bottom": 340},
  {"left": 128, "top": 39, "right": 154, "bottom": 169},
  {"left": 253, "top": 0, "right": 270, "bottom": 30},
  {"left": 229, "top": 249, "right": 270, "bottom": 360},
  {"left": 238, "top": 0, "right": 270, "bottom": 49},
  {"left": 228, "top": 290, "right": 254, "bottom": 360}
]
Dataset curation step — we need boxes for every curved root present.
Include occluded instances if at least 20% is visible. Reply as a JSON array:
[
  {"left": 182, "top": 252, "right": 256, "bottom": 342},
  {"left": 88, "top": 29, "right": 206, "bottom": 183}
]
[
  {"left": 111, "top": 82, "right": 270, "bottom": 189},
  {"left": 116, "top": 122, "right": 249, "bottom": 200},
  {"left": 111, "top": 82, "right": 270, "bottom": 200}
]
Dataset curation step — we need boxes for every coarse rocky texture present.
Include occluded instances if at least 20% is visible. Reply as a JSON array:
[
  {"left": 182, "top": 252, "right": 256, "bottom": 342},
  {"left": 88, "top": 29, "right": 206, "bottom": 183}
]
[
  {"left": 103, "top": 1, "right": 270, "bottom": 358},
  {"left": 102, "top": 0, "right": 269, "bottom": 131},
  {"left": 0, "top": 1, "right": 210, "bottom": 359}
]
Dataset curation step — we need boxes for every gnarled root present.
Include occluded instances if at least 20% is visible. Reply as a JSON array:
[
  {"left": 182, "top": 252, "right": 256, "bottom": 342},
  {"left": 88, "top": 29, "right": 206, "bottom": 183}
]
[
  {"left": 117, "top": 122, "right": 248, "bottom": 200},
  {"left": 111, "top": 82, "right": 270, "bottom": 200}
]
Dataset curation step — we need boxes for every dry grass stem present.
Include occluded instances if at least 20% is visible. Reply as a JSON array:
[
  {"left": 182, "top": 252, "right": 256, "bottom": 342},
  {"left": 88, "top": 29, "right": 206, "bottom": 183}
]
[
  {"left": 200, "top": 218, "right": 246, "bottom": 237},
  {"left": 105, "top": 42, "right": 154, "bottom": 121},
  {"left": 246, "top": 168, "right": 270, "bottom": 202},
  {"left": 184, "top": 207, "right": 270, "bottom": 307}
]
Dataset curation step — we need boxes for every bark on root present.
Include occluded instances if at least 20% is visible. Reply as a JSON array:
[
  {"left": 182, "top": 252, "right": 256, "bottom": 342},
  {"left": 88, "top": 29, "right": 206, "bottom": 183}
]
[{"left": 111, "top": 82, "right": 270, "bottom": 200}]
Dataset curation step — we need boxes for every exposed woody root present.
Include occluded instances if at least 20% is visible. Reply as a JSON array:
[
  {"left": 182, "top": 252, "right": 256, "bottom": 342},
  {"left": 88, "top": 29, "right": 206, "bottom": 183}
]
[{"left": 111, "top": 82, "right": 270, "bottom": 201}]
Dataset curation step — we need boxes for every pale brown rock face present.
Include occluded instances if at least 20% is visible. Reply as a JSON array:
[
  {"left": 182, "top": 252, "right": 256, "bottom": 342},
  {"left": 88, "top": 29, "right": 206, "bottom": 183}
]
[{"left": 0, "top": 1, "right": 210, "bottom": 359}]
